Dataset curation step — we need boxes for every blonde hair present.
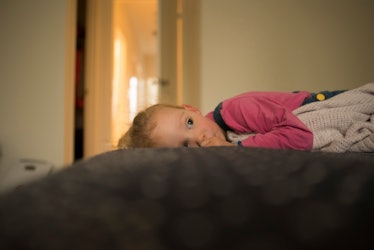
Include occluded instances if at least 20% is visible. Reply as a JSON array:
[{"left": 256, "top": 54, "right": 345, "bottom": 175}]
[{"left": 117, "top": 104, "right": 183, "bottom": 148}]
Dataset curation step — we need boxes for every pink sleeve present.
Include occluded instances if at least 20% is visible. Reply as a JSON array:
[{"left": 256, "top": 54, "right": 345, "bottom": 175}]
[{"left": 222, "top": 98, "right": 313, "bottom": 150}]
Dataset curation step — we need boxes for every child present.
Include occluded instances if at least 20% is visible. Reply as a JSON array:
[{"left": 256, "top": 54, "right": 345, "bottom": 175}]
[{"left": 118, "top": 88, "right": 347, "bottom": 150}]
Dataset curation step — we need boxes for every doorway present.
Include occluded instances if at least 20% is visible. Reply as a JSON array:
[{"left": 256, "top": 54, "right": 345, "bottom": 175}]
[
  {"left": 74, "top": 0, "right": 86, "bottom": 161},
  {"left": 74, "top": 0, "right": 177, "bottom": 160}
]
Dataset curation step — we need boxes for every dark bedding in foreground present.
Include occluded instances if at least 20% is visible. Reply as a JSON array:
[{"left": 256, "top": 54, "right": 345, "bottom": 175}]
[{"left": 0, "top": 147, "right": 373, "bottom": 250}]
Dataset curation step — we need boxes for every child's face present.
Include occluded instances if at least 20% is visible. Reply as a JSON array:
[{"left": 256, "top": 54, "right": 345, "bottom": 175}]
[{"left": 151, "top": 106, "right": 226, "bottom": 147}]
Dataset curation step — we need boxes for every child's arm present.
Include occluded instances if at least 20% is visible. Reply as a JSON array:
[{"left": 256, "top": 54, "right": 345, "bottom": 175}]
[{"left": 222, "top": 98, "right": 313, "bottom": 150}]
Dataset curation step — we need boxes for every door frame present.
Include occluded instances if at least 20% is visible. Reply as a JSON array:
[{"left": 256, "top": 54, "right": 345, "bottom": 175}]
[
  {"left": 83, "top": 0, "right": 114, "bottom": 158},
  {"left": 64, "top": 0, "right": 77, "bottom": 164}
]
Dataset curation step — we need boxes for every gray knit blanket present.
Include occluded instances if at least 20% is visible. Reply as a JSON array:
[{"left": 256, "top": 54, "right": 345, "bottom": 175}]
[{"left": 293, "top": 83, "right": 374, "bottom": 153}]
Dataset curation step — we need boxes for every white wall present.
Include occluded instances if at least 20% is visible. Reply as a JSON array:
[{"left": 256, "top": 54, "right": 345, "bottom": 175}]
[
  {"left": 199, "top": 0, "right": 374, "bottom": 114},
  {"left": 0, "top": 0, "right": 75, "bottom": 169}
]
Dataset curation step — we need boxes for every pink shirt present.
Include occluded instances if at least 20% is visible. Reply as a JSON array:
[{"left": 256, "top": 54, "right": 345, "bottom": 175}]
[{"left": 205, "top": 91, "right": 313, "bottom": 150}]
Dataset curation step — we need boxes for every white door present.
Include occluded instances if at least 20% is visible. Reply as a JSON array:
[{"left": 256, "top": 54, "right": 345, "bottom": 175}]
[
  {"left": 157, "top": 0, "right": 181, "bottom": 105},
  {"left": 83, "top": 0, "right": 114, "bottom": 158}
]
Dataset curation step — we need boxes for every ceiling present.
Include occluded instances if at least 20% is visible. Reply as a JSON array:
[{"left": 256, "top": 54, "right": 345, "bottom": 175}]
[{"left": 114, "top": 0, "right": 158, "bottom": 56}]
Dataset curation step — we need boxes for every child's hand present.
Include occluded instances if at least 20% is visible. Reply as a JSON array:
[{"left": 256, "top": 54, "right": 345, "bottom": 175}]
[{"left": 200, "top": 136, "right": 236, "bottom": 147}]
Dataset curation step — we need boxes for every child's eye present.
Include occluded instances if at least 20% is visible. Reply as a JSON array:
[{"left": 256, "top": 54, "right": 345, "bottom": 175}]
[{"left": 186, "top": 118, "right": 194, "bottom": 129}]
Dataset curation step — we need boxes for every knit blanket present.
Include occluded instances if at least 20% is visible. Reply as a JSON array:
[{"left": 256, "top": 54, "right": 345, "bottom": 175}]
[{"left": 293, "top": 83, "right": 374, "bottom": 153}]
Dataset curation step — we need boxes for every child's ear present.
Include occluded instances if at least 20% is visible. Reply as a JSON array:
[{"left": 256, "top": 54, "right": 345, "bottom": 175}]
[{"left": 182, "top": 104, "right": 201, "bottom": 114}]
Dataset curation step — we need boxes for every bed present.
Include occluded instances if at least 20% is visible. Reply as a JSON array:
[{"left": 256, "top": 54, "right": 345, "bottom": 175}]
[{"left": 0, "top": 147, "right": 373, "bottom": 249}]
